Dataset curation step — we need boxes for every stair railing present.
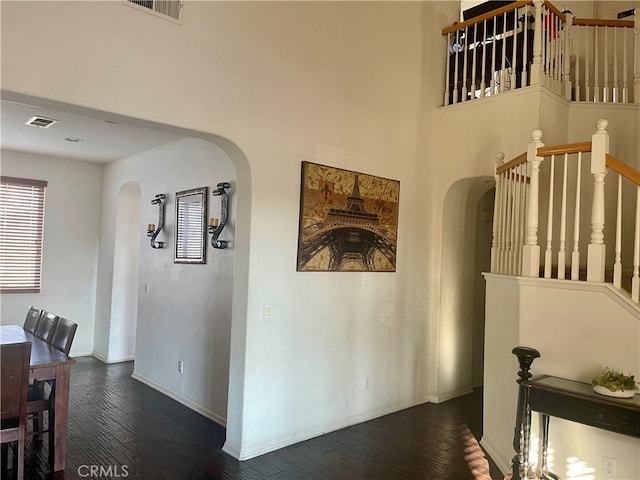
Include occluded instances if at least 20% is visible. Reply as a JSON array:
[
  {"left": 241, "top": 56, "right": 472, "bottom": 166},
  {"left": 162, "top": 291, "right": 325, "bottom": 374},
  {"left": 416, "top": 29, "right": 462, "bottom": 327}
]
[
  {"left": 442, "top": 1, "right": 639, "bottom": 105},
  {"left": 492, "top": 119, "right": 640, "bottom": 304}
]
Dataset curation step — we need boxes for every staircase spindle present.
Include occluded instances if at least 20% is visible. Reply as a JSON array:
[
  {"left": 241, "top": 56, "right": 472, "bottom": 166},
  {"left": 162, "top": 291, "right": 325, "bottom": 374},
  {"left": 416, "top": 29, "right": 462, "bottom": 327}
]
[
  {"left": 521, "top": 8, "right": 529, "bottom": 88},
  {"left": 571, "top": 153, "right": 582, "bottom": 280},
  {"left": 574, "top": 25, "right": 581, "bottom": 100},
  {"left": 453, "top": 30, "right": 460, "bottom": 104},
  {"left": 585, "top": 27, "right": 591, "bottom": 101},
  {"left": 511, "top": 9, "right": 518, "bottom": 92},
  {"left": 491, "top": 17, "right": 498, "bottom": 95},
  {"left": 594, "top": 26, "right": 600, "bottom": 101},
  {"left": 613, "top": 27, "right": 618, "bottom": 102},
  {"left": 471, "top": 23, "right": 478, "bottom": 100},
  {"left": 462, "top": 26, "right": 469, "bottom": 101},
  {"left": 623, "top": 28, "right": 628, "bottom": 103},
  {"left": 492, "top": 153, "right": 505, "bottom": 272},
  {"left": 445, "top": 33, "right": 452, "bottom": 105},
  {"left": 481, "top": 19, "right": 488, "bottom": 97},
  {"left": 604, "top": 27, "right": 609, "bottom": 102},
  {"left": 545, "top": 155, "right": 555, "bottom": 278},
  {"left": 501, "top": 12, "right": 508, "bottom": 93},
  {"left": 558, "top": 154, "right": 568, "bottom": 279},
  {"left": 613, "top": 175, "right": 623, "bottom": 288}
]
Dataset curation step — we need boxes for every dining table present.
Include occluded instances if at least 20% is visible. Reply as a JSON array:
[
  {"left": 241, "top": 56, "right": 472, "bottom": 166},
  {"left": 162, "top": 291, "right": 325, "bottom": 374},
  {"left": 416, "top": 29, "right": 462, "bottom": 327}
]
[{"left": 0, "top": 324, "right": 76, "bottom": 472}]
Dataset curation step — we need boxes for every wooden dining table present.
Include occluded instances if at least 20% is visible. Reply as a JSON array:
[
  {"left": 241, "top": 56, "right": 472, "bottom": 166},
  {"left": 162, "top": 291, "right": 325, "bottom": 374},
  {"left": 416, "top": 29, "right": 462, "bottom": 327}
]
[{"left": 0, "top": 324, "right": 76, "bottom": 472}]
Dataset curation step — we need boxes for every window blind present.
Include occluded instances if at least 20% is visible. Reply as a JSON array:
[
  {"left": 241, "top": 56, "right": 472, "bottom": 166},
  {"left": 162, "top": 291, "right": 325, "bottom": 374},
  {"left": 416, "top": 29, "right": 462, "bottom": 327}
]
[{"left": 0, "top": 176, "right": 47, "bottom": 293}]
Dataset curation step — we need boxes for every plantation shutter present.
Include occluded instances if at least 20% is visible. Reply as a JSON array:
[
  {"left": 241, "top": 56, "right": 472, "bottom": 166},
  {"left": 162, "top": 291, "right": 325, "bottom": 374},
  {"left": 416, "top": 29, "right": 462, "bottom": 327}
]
[{"left": 0, "top": 176, "right": 47, "bottom": 293}]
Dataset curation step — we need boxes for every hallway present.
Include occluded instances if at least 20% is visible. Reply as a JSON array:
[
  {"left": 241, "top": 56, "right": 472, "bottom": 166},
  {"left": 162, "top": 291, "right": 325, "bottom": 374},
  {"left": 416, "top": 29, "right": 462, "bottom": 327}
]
[{"left": 13, "top": 357, "right": 502, "bottom": 480}]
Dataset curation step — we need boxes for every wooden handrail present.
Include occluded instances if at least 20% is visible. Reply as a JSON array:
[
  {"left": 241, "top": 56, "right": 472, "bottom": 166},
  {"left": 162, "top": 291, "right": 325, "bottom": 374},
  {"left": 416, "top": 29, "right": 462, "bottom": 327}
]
[
  {"left": 442, "top": 1, "right": 531, "bottom": 36},
  {"left": 572, "top": 18, "right": 634, "bottom": 28},
  {"left": 543, "top": 1, "right": 565, "bottom": 22},
  {"left": 606, "top": 154, "right": 640, "bottom": 186},
  {"left": 537, "top": 141, "right": 592, "bottom": 157},
  {"left": 496, "top": 152, "right": 527, "bottom": 175}
]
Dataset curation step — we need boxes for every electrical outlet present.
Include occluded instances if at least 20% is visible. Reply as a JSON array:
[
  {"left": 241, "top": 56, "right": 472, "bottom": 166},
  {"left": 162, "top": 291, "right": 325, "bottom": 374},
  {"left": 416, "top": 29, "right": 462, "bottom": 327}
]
[
  {"left": 603, "top": 456, "right": 616, "bottom": 477},
  {"left": 260, "top": 305, "right": 273, "bottom": 319},
  {"left": 364, "top": 376, "right": 371, "bottom": 391},
  {"left": 178, "top": 360, "right": 184, "bottom": 374}
]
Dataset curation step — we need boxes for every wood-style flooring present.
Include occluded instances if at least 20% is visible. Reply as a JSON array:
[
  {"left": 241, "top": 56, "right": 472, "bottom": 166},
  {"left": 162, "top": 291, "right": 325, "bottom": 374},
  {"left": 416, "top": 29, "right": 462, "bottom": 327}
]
[{"left": 3, "top": 357, "right": 503, "bottom": 480}]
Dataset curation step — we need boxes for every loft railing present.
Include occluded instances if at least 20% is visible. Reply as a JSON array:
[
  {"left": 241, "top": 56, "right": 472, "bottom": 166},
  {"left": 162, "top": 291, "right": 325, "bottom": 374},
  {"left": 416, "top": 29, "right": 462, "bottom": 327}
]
[
  {"left": 442, "top": 1, "right": 639, "bottom": 105},
  {"left": 491, "top": 119, "right": 640, "bottom": 305}
]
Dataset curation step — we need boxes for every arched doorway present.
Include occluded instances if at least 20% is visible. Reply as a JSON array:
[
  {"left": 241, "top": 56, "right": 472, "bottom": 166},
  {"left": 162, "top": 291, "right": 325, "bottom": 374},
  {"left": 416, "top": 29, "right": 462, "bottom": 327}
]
[{"left": 109, "top": 181, "right": 142, "bottom": 362}]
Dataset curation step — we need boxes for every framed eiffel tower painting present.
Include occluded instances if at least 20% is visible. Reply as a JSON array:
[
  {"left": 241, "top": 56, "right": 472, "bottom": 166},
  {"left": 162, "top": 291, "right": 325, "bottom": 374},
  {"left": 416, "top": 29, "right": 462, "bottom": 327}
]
[{"left": 296, "top": 161, "right": 399, "bottom": 272}]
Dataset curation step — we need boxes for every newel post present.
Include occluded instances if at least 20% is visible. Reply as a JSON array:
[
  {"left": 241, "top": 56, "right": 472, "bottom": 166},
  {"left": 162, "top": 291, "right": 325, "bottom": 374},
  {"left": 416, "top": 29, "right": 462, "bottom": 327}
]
[
  {"left": 530, "top": 0, "right": 544, "bottom": 85},
  {"left": 521, "top": 129, "right": 544, "bottom": 277},
  {"left": 491, "top": 152, "right": 505, "bottom": 273},
  {"left": 587, "top": 119, "right": 609, "bottom": 282},
  {"left": 562, "top": 7, "right": 574, "bottom": 100}
]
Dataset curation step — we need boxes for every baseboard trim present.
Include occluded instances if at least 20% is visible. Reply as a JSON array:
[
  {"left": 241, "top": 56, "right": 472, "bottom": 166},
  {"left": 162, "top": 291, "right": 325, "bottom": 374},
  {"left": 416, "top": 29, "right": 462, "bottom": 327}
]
[
  {"left": 130, "top": 371, "right": 226, "bottom": 427},
  {"left": 233, "top": 394, "right": 431, "bottom": 460},
  {"left": 91, "top": 353, "right": 134, "bottom": 364},
  {"left": 480, "top": 437, "right": 510, "bottom": 477},
  {"left": 432, "top": 386, "right": 474, "bottom": 404}
]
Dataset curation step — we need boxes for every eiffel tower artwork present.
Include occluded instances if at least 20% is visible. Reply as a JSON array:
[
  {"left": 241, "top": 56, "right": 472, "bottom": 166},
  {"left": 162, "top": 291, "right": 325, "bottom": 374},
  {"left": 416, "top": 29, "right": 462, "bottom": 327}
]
[{"left": 296, "top": 161, "right": 399, "bottom": 272}]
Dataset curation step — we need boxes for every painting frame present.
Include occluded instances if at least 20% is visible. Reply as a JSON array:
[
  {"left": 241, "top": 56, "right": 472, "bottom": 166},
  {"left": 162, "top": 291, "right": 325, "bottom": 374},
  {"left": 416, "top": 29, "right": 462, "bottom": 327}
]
[{"left": 296, "top": 161, "right": 399, "bottom": 272}]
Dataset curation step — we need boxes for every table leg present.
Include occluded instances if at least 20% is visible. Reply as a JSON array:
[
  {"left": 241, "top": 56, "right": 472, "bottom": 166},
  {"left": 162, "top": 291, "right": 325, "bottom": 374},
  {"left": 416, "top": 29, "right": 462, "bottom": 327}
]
[
  {"left": 538, "top": 414, "right": 560, "bottom": 480},
  {"left": 52, "top": 363, "right": 71, "bottom": 472}
]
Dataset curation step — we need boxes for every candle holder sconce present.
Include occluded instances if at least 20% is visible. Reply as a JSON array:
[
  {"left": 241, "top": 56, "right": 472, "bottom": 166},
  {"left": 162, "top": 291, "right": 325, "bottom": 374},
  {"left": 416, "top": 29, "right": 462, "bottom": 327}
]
[
  {"left": 147, "top": 193, "right": 166, "bottom": 249},
  {"left": 208, "top": 182, "right": 231, "bottom": 249}
]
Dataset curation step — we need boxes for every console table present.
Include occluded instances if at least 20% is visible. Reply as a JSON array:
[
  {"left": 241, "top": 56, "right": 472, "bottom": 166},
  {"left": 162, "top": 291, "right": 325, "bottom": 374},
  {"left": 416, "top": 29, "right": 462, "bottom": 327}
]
[{"left": 509, "top": 347, "right": 640, "bottom": 480}]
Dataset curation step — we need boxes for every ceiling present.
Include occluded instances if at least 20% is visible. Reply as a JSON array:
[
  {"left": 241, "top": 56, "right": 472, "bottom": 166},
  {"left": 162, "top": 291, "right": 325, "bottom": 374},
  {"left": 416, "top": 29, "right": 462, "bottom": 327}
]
[{"left": 1, "top": 99, "right": 185, "bottom": 164}]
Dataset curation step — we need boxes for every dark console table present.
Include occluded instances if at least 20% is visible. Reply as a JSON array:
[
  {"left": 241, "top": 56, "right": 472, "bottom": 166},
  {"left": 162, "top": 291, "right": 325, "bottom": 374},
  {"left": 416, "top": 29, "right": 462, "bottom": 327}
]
[{"left": 509, "top": 347, "right": 640, "bottom": 480}]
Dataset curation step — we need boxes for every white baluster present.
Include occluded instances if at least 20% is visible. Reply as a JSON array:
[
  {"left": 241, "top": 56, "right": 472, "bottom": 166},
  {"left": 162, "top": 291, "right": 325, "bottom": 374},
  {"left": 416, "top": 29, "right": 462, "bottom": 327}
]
[
  {"left": 500, "top": 12, "right": 508, "bottom": 93},
  {"left": 623, "top": 26, "right": 628, "bottom": 103},
  {"left": 517, "top": 162, "right": 527, "bottom": 275},
  {"left": 471, "top": 23, "right": 477, "bottom": 99},
  {"left": 522, "top": 129, "right": 544, "bottom": 277},
  {"left": 585, "top": 26, "right": 591, "bottom": 101},
  {"left": 604, "top": 27, "right": 609, "bottom": 102},
  {"left": 594, "top": 26, "right": 600, "bottom": 102},
  {"left": 574, "top": 24, "right": 581, "bottom": 101},
  {"left": 556, "top": 14, "right": 562, "bottom": 82},
  {"left": 522, "top": 7, "right": 529, "bottom": 88},
  {"left": 511, "top": 9, "right": 518, "bottom": 91},
  {"left": 571, "top": 153, "right": 582, "bottom": 280},
  {"left": 500, "top": 170, "right": 509, "bottom": 272},
  {"left": 632, "top": 185, "right": 640, "bottom": 302},
  {"left": 445, "top": 32, "right": 451, "bottom": 105},
  {"left": 563, "top": 9, "right": 573, "bottom": 99},
  {"left": 462, "top": 26, "right": 469, "bottom": 101},
  {"left": 545, "top": 154, "right": 555, "bottom": 279},
  {"left": 481, "top": 19, "right": 487, "bottom": 97},
  {"left": 587, "top": 119, "right": 609, "bottom": 282},
  {"left": 613, "top": 175, "right": 623, "bottom": 289},
  {"left": 531, "top": 0, "right": 543, "bottom": 85},
  {"left": 453, "top": 29, "right": 460, "bottom": 104},
  {"left": 558, "top": 154, "right": 568, "bottom": 279},
  {"left": 613, "top": 27, "right": 618, "bottom": 102},
  {"left": 492, "top": 152, "right": 505, "bottom": 272},
  {"left": 506, "top": 167, "right": 515, "bottom": 273},
  {"left": 491, "top": 16, "right": 498, "bottom": 95}
]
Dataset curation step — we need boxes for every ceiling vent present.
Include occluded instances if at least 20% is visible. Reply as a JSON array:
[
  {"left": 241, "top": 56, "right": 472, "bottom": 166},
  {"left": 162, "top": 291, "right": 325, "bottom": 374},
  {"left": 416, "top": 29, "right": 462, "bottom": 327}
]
[
  {"left": 123, "top": 0, "right": 183, "bottom": 23},
  {"left": 25, "top": 116, "right": 58, "bottom": 128}
]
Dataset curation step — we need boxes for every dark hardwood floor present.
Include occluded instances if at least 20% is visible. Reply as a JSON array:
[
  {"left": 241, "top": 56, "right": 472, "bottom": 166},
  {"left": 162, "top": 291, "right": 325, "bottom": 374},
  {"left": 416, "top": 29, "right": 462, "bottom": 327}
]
[{"left": 4, "top": 357, "right": 503, "bottom": 480}]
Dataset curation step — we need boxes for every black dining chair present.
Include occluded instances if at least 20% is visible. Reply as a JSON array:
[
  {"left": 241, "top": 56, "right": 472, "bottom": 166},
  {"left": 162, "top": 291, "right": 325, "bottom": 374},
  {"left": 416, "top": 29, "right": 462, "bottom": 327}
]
[
  {"left": 48, "top": 317, "right": 77, "bottom": 356},
  {"left": 1, "top": 341, "right": 32, "bottom": 480},
  {"left": 33, "top": 312, "right": 58, "bottom": 343},
  {"left": 29, "top": 317, "right": 77, "bottom": 443},
  {"left": 23, "top": 306, "right": 44, "bottom": 334}
]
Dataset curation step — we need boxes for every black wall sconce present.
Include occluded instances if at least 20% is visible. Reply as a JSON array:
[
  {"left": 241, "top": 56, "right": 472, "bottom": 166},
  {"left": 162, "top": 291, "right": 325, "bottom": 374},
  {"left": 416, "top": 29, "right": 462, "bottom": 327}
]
[
  {"left": 208, "top": 182, "right": 231, "bottom": 249},
  {"left": 147, "top": 193, "right": 166, "bottom": 249}
]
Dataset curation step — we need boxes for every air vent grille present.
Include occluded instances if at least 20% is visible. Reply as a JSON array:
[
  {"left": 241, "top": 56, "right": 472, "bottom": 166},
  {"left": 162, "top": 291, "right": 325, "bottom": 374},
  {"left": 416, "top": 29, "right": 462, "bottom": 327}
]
[
  {"left": 124, "top": 0, "right": 182, "bottom": 22},
  {"left": 25, "top": 116, "right": 58, "bottom": 128}
]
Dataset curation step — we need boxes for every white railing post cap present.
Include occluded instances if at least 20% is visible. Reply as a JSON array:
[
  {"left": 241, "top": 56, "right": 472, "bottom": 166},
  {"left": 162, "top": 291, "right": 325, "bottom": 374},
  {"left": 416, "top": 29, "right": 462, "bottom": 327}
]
[
  {"left": 531, "top": 129, "right": 543, "bottom": 141},
  {"left": 496, "top": 152, "right": 505, "bottom": 165},
  {"left": 596, "top": 118, "right": 608, "bottom": 131}
]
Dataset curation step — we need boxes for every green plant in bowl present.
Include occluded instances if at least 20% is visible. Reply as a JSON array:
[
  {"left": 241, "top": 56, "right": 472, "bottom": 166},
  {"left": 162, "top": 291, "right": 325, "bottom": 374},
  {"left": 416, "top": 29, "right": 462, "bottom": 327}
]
[{"left": 592, "top": 367, "right": 636, "bottom": 392}]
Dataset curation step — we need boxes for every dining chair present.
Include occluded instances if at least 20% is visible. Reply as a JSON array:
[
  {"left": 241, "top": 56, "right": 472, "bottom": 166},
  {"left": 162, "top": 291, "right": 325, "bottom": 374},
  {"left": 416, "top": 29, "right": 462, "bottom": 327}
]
[
  {"left": 23, "top": 306, "right": 44, "bottom": 334},
  {"left": 33, "top": 311, "right": 58, "bottom": 343},
  {"left": 29, "top": 317, "right": 77, "bottom": 443},
  {"left": 1, "top": 341, "right": 32, "bottom": 480},
  {"left": 49, "top": 317, "right": 77, "bottom": 356}
]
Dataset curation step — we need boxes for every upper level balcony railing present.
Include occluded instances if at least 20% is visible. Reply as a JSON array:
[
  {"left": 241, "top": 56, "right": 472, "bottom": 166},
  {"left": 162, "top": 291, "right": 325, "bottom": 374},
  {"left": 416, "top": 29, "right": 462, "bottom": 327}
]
[{"left": 442, "top": 1, "right": 639, "bottom": 105}]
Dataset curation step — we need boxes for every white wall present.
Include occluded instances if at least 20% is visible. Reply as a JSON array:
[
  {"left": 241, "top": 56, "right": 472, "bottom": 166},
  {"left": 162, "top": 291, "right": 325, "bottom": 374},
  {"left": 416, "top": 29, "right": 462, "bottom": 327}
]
[
  {"left": 97, "top": 138, "right": 236, "bottom": 423},
  {"left": 484, "top": 274, "right": 640, "bottom": 479},
  {"left": 0, "top": 150, "right": 101, "bottom": 356}
]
